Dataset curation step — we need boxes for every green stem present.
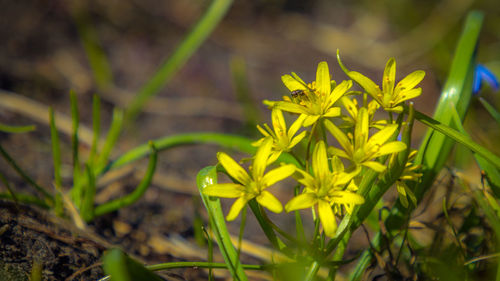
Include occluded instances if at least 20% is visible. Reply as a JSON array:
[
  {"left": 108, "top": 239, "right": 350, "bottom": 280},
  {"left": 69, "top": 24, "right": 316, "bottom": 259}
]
[
  {"left": 304, "top": 260, "right": 321, "bottom": 281},
  {"left": 147, "top": 261, "right": 266, "bottom": 271}
]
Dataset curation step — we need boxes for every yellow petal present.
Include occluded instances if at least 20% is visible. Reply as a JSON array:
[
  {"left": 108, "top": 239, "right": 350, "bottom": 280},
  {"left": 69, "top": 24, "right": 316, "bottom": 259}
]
[
  {"left": 341, "top": 96, "right": 358, "bottom": 119},
  {"left": 382, "top": 58, "right": 396, "bottom": 99},
  {"left": 275, "top": 101, "right": 308, "bottom": 115},
  {"left": 396, "top": 70, "right": 425, "bottom": 92},
  {"left": 325, "top": 119, "right": 353, "bottom": 156},
  {"left": 362, "top": 161, "right": 387, "bottom": 172},
  {"left": 332, "top": 191, "right": 365, "bottom": 205},
  {"left": 203, "top": 183, "right": 245, "bottom": 198},
  {"left": 394, "top": 88, "right": 422, "bottom": 105},
  {"left": 368, "top": 124, "right": 399, "bottom": 148},
  {"left": 282, "top": 75, "right": 308, "bottom": 92},
  {"left": 327, "top": 80, "right": 352, "bottom": 108},
  {"left": 271, "top": 108, "right": 286, "bottom": 136},
  {"left": 328, "top": 147, "right": 350, "bottom": 159},
  {"left": 288, "top": 131, "right": 307, "bottom": 149},
  {"left": 285, "top": 192, "right": 317, "bottom": 212},
  {"left": 217, "top": 152, "right": 251, "bottom": 185},
  {"left": 312, "top": 141, "right": 329, "bottom": 180},
  {"left": 252, "top": 138, "right": 273, "bottom": 179},
  {"left": 347, "top": 71, "right": 381, "bottom": 102},
  {"left": 293, "top": 168, "right": 316, "bottom": 188},
  {"left": 256, "top": 190, "right": 283, "bottom": 213},
  {"left": 331, "top": 155, "right": 344, "bottom": 173},
  {"left": 288, "top": 114, "right": 306, "bottom": 139},
  {"left": 354, "top": 108, "right": 369, "bottom": 150},
  {"left": 323, "top": 107, "right": 341, "bottom": 117},
  {"left": 261, "top": 164, "right": 295, "bottom": 187},
  {"left": 303, "top": 115, "right": 320, "bottom": 127},
  {"left": 226, "top": 197, "right": 249, "bottom": 221},
  {"left": 316, "top": 62, "right": 331, "bottom": 95},
  {"left": 318, "top": 200, "right": 337, "bottom": 237},
  {"left": 374, "top": 141, "right": 406, "bottom": 157}
]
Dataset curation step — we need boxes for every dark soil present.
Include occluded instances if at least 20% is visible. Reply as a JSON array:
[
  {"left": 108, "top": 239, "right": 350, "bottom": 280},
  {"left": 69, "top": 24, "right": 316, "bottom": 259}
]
[{"left": 0, "top": 200, "right": 105, "bottom": 281}]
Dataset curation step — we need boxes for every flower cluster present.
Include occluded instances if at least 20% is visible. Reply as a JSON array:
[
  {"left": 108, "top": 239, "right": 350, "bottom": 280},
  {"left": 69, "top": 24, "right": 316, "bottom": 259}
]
[{"left": 204, "top": 54, "right": 424, "bottom": 237}]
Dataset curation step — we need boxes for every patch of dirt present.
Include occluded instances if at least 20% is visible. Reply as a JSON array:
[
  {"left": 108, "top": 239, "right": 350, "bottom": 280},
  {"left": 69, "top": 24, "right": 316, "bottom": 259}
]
[{"left": 0, "top": 200, "right": 105, "bottom": 281}]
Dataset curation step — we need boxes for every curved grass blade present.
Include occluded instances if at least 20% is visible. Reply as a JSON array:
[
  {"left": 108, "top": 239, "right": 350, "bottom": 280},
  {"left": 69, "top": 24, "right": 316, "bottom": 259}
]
[
  {"left": 0, "top": 123, "right": 35, "bottom": 133},
  {"left": 412, "top": 108, "right": 500, "bottom": 170},
  {"left": 197, "top": 166, "right": 248, "bottom": 281},
  {"left": 100, "top": 132, "right": 299, "bottom": 175},
  {"left": 125, "top": 0, "right": 234, "bottom": 123},
  {"left": 94, "top": 142, "right": 157, "bottom": 216}
]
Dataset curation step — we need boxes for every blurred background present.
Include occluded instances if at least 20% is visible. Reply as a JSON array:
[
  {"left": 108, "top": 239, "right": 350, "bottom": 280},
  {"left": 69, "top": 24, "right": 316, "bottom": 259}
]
[{"left": 0, "top": 0, "right": 499, "bottom": 279}]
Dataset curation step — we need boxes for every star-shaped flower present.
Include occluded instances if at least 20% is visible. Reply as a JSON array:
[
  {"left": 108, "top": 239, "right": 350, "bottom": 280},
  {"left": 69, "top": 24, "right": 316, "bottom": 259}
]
[
  {"left": 252, "top": 108, "right": 307, "bottom": 163},
  {"left": 203, "top": 138, "right": 295, "bottom": 221},
  {"left": 285, "top": 141, "right": 364, "bottom": 237},
  {"left": 338, "top": 51, "right": 425, "bottom": 112},
  {"left": 265, "top": 62, "right": 352, "bottom": 127},
  {"left": 325, "top": 107, "right": 407, "bottom": 173}
]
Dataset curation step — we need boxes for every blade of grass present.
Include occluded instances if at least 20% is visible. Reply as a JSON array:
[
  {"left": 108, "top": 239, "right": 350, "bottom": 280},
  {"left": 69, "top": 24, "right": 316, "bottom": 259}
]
[
  {"left": 95, "top": 108, "right": 124, "bottom": 174},
  {"left": 0, "top": 123, "right": 35, "bottom": 133},
  {"left": 49, "top": 107, "right": 64, "bottom": 215},
  {"left": 197, "top": 166, "right": 248, "bottom": 281},
  {"left": 479, "top": 97, "right": 500, "bottom": 124},
  {"left": 100, "top": 132, "right": 299, "bottom": 175},
  {"left": 125, "top": 0, "right": 234, "bottom": 124},
  {"left": 72, "top": 6, "right": 113, "bottom": 90},
  {"left": 70, "top": 91, "right": 83, "bottom": 208},
  {"left": 0, "top": 171, "right": 18, "bottom": 205},
  {"left": 94, "top": 142, "right": 157, "bottom": 216},
  {"left": 230, "top": 56, "right": 260, "bottom": 133},
  {"left": 0, "top": 192, "right": 50, "bottom": 209},
  {"left": 412, "top": 108, "right": 500, "bottom": 169},
  {"left": 81, "top": 164, "right": 96, "bottom": 222},
  {"left": 0, "top": 144, "right": 53, "bottom": 203},
  {"left": 89, "top": 94, "right": 101, "bottom": 166}
]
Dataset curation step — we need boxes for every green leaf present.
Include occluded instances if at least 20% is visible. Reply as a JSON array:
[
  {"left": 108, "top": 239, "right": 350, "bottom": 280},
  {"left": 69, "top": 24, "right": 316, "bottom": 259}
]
[
  {"left": 413, "top": 108, "right": 500, "bottom": 170},
  {"left": 197, "top": 166, "right": 249, "bottom": 281}
]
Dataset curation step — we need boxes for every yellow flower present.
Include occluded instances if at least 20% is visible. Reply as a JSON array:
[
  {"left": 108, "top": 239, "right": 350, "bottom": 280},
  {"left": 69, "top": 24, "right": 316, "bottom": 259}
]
[
  {"left": 203, "top": 138, "right": 295, "bottom": 221},
  {"left": 285, "top": 141, "right": 364, "bottom": 237},
  {"left": 252, "top": 108, "right": 307, "bottom": 163},
  {"left": 340, "top": 96, "right": 387, "bottom": 129},
  {"left": 265, "top": 62, "right": 352, "bottom": 127},
  {"left": 325, "top": 108, "right": 407, "bottom": 173},
  {"left": 338, "top": 51, "right": 425, "bottom": 112}
]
